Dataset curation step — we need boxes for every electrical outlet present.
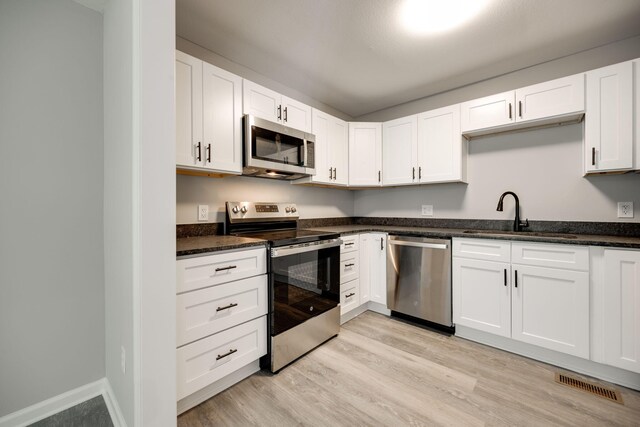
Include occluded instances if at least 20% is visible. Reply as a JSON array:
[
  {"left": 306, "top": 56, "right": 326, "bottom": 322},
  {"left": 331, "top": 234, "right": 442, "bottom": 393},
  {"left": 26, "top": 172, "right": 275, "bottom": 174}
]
[
  {"left": 421, "top": 205, "right": 433, "bottom": 216},
  {"left": 617, "top": 202, "right": 634, "bottom": 218},
  {"left": 198, "top": 204, "right": 209, "bottom": 221},
  {"left": 121, "top": 346, "right": 126, "bottom": 374}
]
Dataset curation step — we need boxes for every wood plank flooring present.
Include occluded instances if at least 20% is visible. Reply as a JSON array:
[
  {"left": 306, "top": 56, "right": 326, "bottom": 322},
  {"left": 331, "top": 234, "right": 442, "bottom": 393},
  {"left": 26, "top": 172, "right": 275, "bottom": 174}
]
[{"left": 178, "top": 312, "right": 640, "bottom": 426}]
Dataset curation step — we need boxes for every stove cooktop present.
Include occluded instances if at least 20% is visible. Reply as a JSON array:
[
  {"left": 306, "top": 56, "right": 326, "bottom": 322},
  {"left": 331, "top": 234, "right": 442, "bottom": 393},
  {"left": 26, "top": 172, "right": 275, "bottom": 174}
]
[{"left": 233, "top": 229, "right": 339, "bottom": 247}]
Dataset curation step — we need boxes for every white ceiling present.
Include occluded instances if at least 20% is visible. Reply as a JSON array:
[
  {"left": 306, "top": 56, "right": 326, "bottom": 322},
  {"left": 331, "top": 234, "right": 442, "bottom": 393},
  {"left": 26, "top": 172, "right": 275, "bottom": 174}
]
[{"left": 176, "top": 0, "right": 640, "bottom": 118}]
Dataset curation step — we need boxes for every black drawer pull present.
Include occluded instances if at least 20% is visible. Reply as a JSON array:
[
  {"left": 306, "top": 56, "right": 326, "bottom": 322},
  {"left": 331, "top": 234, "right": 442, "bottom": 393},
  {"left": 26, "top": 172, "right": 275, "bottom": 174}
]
[
  {"left": 345, "top": 293, "right": 355, "bottom": 298},
  {"left": 504, "top": 268, "right": 507, "bottom": 287},
  {"left": 344, "top": 242, "right": 354, "bottom": 247},
  {"left": 216, "top": 303, "right": 238, "bottom": 312},
  {"left": 216, "top": 348, "right": 237, "bottom": 361},
  {"left": 592, "top": 147, "right": 596, "bottom": 166},
  {"left": 514, "top": 270, "right": 518, "bottom": 288},
  {"left": 345, "top": 263, "right": 355, "bottom": 267},
  {"left": 215, "top": 265, "right": 237, "bottom": 272}
]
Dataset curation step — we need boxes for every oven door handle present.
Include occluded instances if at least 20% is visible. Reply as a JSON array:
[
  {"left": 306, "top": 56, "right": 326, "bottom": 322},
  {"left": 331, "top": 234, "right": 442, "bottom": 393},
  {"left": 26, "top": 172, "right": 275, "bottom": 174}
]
[{"left": 271, "top": 238, "right": 343, "bottom": 258}]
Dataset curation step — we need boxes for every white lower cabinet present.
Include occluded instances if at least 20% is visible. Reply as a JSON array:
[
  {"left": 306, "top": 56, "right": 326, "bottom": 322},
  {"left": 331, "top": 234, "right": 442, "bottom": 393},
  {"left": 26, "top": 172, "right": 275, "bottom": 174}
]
[
  {"left": 453, "top": 257, "right": 511, "bottom": 337},
  {"left": 361, "top": 233, "right": 387, "bottom": 306},
  {"left": 340, "top": 235, "right": 360, "bottom": 316},
  {"left": 453, "top": 238, "right": 590, "bottom": 359},
  {"left": 340, "top": 279, "right": 360, "bottom": 315},
  {"left": 176, "top": 247, "right": 268, "bottom": 403},
  {"left": 602, "top": 248, "right": 640, "bottom": 373},
  {"left": 511, "top": 264, "right": 589, "bottom": 358}
]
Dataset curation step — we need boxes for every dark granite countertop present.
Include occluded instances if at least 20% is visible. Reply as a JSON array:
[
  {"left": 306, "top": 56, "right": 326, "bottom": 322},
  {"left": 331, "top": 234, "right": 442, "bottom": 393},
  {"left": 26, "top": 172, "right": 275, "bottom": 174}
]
[
  {"left": 305, "top": 225, "right": 640, "bottom": 249},
  {"left": 177, "top": 235, "right": 267, "bottom": 257}
]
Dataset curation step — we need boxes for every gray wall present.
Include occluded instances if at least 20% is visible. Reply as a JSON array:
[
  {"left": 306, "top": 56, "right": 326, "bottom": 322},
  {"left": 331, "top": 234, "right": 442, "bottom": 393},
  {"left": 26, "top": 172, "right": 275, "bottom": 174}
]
[
  {"left": 177, "top": 175, "right": 354, "bottom": 223},
  {"left": 0, "top": 0, "right": 104, "bottom": 417}
]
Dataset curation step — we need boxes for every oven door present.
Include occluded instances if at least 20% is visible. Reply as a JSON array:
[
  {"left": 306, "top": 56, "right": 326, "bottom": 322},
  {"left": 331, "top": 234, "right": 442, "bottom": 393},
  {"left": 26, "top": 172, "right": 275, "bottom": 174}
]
[{"left": 270, "top": 239, "right": 341, "bottom": 336}]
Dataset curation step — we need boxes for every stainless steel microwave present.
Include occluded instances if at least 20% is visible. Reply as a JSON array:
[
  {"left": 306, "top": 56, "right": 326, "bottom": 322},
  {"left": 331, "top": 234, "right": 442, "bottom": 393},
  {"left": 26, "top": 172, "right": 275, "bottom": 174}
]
[{"left": 243, "top": 115, "right": 315, "bottom": 180}]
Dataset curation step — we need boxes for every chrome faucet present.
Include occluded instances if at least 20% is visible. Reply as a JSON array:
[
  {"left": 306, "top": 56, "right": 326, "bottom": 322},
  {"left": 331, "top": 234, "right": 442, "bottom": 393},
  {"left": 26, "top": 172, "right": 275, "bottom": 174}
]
[{"left": 496, "top": 191, "right": 529, "bottom": 232}]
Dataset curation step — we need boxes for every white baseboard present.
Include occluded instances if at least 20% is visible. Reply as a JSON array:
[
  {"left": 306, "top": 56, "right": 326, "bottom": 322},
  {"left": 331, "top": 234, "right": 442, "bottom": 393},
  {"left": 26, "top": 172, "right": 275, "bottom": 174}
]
[
  {"left": 456, "top": 325, "right": 640, "bottom": 391},
  {"left": 177, "top": 360, "right": 260, "bottom": 415},
  {"left": 0, "top": 378, "right": 126, "bottom": 427}
]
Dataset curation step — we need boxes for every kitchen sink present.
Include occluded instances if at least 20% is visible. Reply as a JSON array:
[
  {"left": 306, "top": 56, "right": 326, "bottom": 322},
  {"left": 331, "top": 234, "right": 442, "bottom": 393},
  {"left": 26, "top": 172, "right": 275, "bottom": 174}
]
[{"left": 461, "top": 230, "right": 579, "bottom": 239}]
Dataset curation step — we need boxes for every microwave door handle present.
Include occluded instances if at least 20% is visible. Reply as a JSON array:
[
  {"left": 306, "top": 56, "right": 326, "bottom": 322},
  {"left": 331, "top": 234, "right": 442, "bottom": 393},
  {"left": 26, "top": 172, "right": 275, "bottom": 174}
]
[{"left": 303, "top": 137, "right": 308, "bottom": 167}]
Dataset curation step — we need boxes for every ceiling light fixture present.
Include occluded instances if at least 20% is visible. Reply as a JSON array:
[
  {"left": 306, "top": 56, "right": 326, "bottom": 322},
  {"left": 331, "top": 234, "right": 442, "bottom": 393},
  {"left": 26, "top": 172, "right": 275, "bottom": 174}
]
[{"left": 400, "top": 0, "right": 490, "bottom": 35}]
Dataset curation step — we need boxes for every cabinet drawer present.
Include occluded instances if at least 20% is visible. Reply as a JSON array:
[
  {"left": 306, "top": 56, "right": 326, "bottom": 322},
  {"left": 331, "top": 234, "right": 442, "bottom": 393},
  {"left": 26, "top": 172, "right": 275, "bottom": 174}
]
[
  {"left": 340, "top": 253, "right": 359, "bottom": 283},
  {"left": 176, "top": 316, "right": 267, "bottom": 400},
  {"left": 177, "top": 275, "right": 267, "bottom": 347},
  {"left": 177, "top": 247, "right": 267, "bottom": 293},
  {"left": 340, "top": 279, "right": 359, "bottom": 315},
  {"left": 511, "top": 242, "right": 588, "bottom": 271},
  {"left": 453, "top": 238, "right": 510, "bottom": 262},
  {"left": 340, "top": 235, "right": 359, "bottom": 254}
]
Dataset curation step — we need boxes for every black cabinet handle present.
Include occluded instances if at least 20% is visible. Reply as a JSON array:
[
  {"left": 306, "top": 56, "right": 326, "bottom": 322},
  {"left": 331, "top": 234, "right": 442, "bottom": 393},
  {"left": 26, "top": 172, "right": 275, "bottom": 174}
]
[
  {"left": 206, "top": 143, "right": 211, "bottom": 163},
  {"left": 378, "top": 170, "right": 381, "bottom": 182},
  {"left": 508, "top": 103, "right": 512, "bottom": 119},
  {"left": 380, "top": 238, "right": 384, "bottom": 250},
  {"left": 333, "top": 168, "right": 337, "bottom": 180},
  {"left": 504, "top": 268, "right": 507, "bottom": 287},
  {"left": 277, "top": 105, "right": 282, "bottom": 120},
  {"left": 592, "top": 147, "right": 596, "bottom": 166},
  {"left": 216, "top": 348, "right": 237, "bottom": 361},
  {"left": 216, "top": 303, "right": 238, "bottom": 312},
  {"left": 196, "top": 141, "right": 202, "bottom": 161},
  {"left": 514, "top": 270, "right": 518, "bottom": 288},
  {"left": 412, "top": 167, "right": 415, "bottom": 180},
  {"left": 283, "top": 107, "right": 288, "bottom": 122},
  {"left": 345, "top": 293, "right": 355, "bottom": 298},
  {"left": 418, "top": 167, "right": 422, "bottom": 180},
  {"left": 215, "top": 265, "right": 237, "bottom": 272},
  {"left": 345, "top": 263, "right": 355, "bottom": 267},
  {"left": 518, "top": 100, "right": 522, "bottom": 118},
  {"left": 344, "top": 242, "right": 354, "bottom": 247}
]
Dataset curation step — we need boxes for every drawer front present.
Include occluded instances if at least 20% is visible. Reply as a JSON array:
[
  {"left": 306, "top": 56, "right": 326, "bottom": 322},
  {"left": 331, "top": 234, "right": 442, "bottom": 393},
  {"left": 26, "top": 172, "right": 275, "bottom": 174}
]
[
  {"left": 511, "top": 242, "right": 589, "bottom": 271},
  {"left": 340, "top": 253, "right": 359, "bottom": 283},
  {"left": 340, "top": 235, "right": 359, "bottom": 254},
  {"left": 177, "top": 315, "right": 267, "bottom": 400},
  {"left": 453, "top": 238, "right": 511, "bottom": 262},
  {"left": 177, "top": 247, "right": 267, "bottom": 293},
  {"left": 340, "top": 279, "right": 359, "bottom": 315},
  {"left": 176, "top": 275, "right": 268, "bottom": 347}
]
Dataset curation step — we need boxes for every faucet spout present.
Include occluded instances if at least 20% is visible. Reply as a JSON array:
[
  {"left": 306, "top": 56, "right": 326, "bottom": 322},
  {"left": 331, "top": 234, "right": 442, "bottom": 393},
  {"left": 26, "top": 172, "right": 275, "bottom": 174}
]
[{"left": 497, "top": 191, "right": 529, "bottom": 232}]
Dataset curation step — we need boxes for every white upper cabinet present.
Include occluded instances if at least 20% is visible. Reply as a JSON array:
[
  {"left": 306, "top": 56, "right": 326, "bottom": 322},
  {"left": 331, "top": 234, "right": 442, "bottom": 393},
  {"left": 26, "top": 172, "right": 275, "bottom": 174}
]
[
  {"left": 585, "top": 61, "right": 634, "bottom": 173},
  {"left": 349, "top": 122, "right": 382, "bottom": 186},
  {"left": 382, "top": 115, "right": 418, "bottom": 186},
  {"left": 176, "top": 51, "right": 242, "bottom": 174},
  {"left": 295, "top": 109, "right": 348, "bottom": 186},
  {"left": 176, "top": 51, "right": 203, "bottom": 168},
  {"left": 417, "top": 104, "right": 466, "bottom": 183},
  {"left": 461, "top": 74, "right": 585, "bottom": 138},
  {"left": 242, "top": 80, "right": 311, "bottom": 132}
]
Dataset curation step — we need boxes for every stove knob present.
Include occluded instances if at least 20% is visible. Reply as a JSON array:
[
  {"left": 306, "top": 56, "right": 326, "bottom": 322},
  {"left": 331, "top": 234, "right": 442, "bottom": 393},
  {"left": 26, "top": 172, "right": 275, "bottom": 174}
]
[
  {"left": 240, "top": 206, "right": 248, "bottom": 214},
  {"left": 285, "top": 207, "right": 291, "bottom": 213},
  {"left": 291, "top": 207, "right": 297, "bottom": 213},
  {"left": 232, "top": 206, "right": 239, "bottom": 214}
]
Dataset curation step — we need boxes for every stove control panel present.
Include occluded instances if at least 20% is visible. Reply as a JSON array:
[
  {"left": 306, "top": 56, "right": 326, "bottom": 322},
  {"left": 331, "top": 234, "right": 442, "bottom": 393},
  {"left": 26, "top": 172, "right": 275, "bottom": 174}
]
[{"left": 226, "top": 202, "right": 299, "bottom": 223}]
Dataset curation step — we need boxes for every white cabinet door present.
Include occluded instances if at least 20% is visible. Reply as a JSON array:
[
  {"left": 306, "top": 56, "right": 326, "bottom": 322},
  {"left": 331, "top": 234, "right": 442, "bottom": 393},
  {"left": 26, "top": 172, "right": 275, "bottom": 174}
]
[
  {"left": 309, "top": 109, "right": 332, "bottom": 184},
  {"left": 202, "top": 62, "right": 242, "bottom": 173},
  {"left": 453, "top": 258, "right": 511, "bottom": 337},
  {"left": 281, "top": 95, "right": 311, "bottom": 132},
  {"left": 242, "top": 79, "right": 281, "bottom": 123},
  {"left": 382, "top": 115, "right": 417, "bottom": 186},
  {"left": 359, "top": 234, "right": 371, "bottom": 304},
  {"left": 511, "top": 265, "right": 589, "bottom": 358},
  {"left": 369, "top": 233, "right": 387, "bottom": 305},
  {"left": 515, "top": 74, "right": 585, "bottom": 122},
  {"left": 585, "top": 61, "right": 634, "bottom": 173},
  {"left": 340, "top": 279, "right": 360, "bottom": 315},
  {"left": 603, "top": 249, "right": 640, "bottom": 373},
  {"left": 417, "top": 105, "right": 465, "bottom": 183},
  {"left": 349, "top": 122, "right": 382, "bottom": 186},
  {"left": 461, "top": 91, "right": 515, "bottom": 132},
  {"left": 329, "top": 116, "right": 349, "bottom": 185},
  {"left": 176, "top": 51, "right": 203, "bottom": 168}
]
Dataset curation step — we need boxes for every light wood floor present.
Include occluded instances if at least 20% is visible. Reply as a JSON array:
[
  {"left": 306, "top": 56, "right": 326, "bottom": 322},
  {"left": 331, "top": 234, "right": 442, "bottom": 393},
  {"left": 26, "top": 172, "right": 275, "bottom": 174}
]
[{"left": 178, "top": 311, "right": 640, "bottom": 426}]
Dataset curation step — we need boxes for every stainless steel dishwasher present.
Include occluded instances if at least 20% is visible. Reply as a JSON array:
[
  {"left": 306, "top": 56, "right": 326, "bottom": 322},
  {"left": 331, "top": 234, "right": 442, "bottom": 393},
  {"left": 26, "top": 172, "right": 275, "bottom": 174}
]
[{"left": 386, "top": 235, "right": 453, "bottom": 330}]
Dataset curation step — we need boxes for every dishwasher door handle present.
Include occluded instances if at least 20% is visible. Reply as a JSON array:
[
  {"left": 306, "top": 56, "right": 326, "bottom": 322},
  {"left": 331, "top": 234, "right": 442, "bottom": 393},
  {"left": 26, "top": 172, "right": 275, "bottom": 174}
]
[{"left": 388, "top": 240, "right": 448, "bottom": 250}]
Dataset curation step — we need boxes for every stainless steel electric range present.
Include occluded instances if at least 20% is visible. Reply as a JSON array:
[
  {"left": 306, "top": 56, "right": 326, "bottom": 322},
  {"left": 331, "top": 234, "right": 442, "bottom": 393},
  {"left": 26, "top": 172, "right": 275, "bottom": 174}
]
[{"left": 225, "top": 202, "right": 342, "bottom": 372}]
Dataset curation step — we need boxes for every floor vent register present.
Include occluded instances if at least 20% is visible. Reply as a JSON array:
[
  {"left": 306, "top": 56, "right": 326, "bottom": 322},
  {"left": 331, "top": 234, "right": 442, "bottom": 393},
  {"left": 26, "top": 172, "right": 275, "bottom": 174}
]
[{"left": 555, "top": 373, "right": 624, "bottom": 404}]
